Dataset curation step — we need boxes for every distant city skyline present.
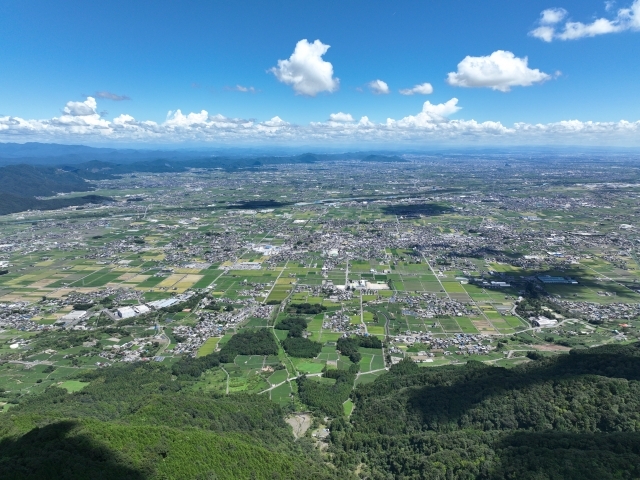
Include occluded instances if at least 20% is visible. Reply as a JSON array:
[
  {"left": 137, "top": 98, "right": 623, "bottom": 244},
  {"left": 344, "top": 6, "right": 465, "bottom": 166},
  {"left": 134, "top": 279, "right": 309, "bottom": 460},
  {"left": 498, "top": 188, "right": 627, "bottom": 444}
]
[{"left": 1, "top": 0, "right": 639, "bottom": 146}]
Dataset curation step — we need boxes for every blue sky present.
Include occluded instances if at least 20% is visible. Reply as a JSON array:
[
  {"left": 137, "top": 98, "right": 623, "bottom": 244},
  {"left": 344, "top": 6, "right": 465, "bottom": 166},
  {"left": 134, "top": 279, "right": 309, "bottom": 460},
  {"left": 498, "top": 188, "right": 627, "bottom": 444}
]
[{"left": 0, "top": 0, "right": 639, "bottom": 147}]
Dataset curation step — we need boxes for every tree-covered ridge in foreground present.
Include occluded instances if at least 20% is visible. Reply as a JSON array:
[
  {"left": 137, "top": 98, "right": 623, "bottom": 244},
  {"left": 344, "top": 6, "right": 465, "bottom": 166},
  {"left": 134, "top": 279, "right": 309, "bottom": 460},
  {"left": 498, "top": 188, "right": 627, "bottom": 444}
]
[
  {"left": 3, "top": 343, "right": 640, "bottom": 478},
  {"left": 330, "top": 342, "right": 640, "bottom": 479},
  {"left": 0, "top": 363, "right": 342, "bottom": 480}
]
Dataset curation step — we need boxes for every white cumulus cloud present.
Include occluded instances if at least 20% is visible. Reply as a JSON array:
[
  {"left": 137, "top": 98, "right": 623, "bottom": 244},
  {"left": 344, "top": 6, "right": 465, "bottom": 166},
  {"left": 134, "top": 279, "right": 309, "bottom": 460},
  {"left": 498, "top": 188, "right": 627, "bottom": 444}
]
[
  {"left": 269, "top": 39, "right": 339, "bottom": 96},
  {"left": 329, "top": 112, "right": 354, "bottom": 122},
  {"left": 530, "top": 8, "right": 569, "bottom": 41},
  {"left": 64, "top": 97, "right": 98, "bottom": 116},
  {"left": 262, "top": 116, "right": 288, "bottom": 127},
  {"left": 530, "top": 26, "right": 556, "bottom": 42},
  {"left": 541, "top": 7, "right": 568, "bottom": 24},
  {"left": 530, "top": 0, "right": 640, "bottom": 41},
  {"left": 399, "top": 83, "right": 434, "bottom": 95},
  {"left": 391, "top": 98, "right": 462, "bottom": 127},
  {"left": 1, "top": 96, "right": 640, "bottom": 146},
  {"left": 446, "top": 50, "right": 551, "bottom": 92},
  {"left": 368, "top": 79, "right": 390, "bottom": 94},
  {"left": 422, "top": 98, "right": 461, "bottom": 118}
]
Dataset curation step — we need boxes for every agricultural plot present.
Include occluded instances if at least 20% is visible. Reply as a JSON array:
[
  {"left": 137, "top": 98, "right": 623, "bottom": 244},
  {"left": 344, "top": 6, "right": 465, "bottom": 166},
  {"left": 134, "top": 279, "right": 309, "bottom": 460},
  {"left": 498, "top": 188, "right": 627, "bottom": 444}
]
[
  {"left": 268, "top": 369, "right": 289, "bottom": 385},
  {"left": 197, "top": 337, "right": 220, "bottom": 357},
  {"left": 270, "top": 382, "right": 293, "bottom": 405}
]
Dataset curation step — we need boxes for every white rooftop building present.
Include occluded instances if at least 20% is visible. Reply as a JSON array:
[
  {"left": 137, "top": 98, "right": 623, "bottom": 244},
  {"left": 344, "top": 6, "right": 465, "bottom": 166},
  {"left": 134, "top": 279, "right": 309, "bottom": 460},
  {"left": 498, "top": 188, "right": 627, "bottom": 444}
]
[
  {"left": 116, "top": 305, "right": 151, "bottom": 319},
  {"left": 531, "top": 316, "right": 558, "bottom": 328}
]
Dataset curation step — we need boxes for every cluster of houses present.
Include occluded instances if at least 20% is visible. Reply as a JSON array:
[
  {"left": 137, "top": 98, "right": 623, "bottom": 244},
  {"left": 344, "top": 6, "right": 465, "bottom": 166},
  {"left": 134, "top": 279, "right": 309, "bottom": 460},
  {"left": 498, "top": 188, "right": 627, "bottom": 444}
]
[
  {"left": 169, "top": 305, "right": 256, "bottom": 356},
  {"left": 554, "top": 299, "right": 640, "bottom": 324},
  {"left": 392, "top": 331, "right": 492, "bottom": 356},
  {"left": 393, "top": 293, "right": 476, "bottom": 318},
  {"left": 0, "top": 302, "right": 41, "bottom": 332},
  {"left": 322, "top": 312, "right": 352, "bottom": 332}
]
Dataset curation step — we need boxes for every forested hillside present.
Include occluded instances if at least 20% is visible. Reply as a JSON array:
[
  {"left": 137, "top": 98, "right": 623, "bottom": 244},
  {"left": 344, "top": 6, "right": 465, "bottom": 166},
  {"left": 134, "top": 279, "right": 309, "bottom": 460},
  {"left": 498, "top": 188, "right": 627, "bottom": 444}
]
[
  {"left": 0, "top": 164, "right": 112, "bottom": 215},
  {"left": 0, "top": 164, "right": 93, "bottom": 197},
  {"left": 3, "top": 342, "right": 640, "bottom": 478},
  {"left": 0, "top": 193, "right": 111, "bottom": 216},
  {"left": 329, "top": 342, "right": 640, "bottom": 479},
  {"left": 0, "top": 362, "right": 342, "bottom": 480}
]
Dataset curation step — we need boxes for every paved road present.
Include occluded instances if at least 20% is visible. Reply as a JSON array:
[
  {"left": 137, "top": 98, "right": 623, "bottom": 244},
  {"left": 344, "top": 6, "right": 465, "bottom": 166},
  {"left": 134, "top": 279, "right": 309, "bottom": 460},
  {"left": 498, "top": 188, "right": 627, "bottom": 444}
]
[
  {"left": 259, "top": 372, "right": 323, "bottom": 394},
  {"left": 260, "top": 366, "right": 390, "bottom": 395},
  {"left": 360, "top": 291, "right": 368, "bottom": 334},
  {"left": 355, "top": 367, "right": 388, "bottom": 379},
  {"left": 264, "top": 260, "right": 289, "bottom": 302},
  {"left": 221, "top": 366, "right": 230, "bottom": 394}
]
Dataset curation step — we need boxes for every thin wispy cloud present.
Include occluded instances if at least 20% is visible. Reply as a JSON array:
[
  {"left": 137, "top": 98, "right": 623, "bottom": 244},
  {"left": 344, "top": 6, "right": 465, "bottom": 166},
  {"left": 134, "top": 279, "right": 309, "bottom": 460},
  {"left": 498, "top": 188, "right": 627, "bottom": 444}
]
[
  {"left": 94, "top": 91, "right": 131, "bottom": 101},
  {"left": 226, "top": 85, "right": 257, "bottom": 93}
]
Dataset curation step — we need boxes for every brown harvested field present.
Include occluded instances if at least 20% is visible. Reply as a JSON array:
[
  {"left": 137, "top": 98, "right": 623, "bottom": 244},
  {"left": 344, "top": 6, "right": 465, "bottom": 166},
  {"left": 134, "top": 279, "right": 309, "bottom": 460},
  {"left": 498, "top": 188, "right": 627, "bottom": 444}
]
[
  {"left": 116, "top": 272, "right": 138, "bottom": 281},
  {"left": 29, "top": 279, "right": 58, "bottom": 288},
  {"left": 450, "top": 293, "right": 472, "bottom": 302},
  {"left": 471, "top": 320, "right": 498, "bottom": 334},
  {"left": 532, "top": 344, "right": 571, "bottom": 352}
]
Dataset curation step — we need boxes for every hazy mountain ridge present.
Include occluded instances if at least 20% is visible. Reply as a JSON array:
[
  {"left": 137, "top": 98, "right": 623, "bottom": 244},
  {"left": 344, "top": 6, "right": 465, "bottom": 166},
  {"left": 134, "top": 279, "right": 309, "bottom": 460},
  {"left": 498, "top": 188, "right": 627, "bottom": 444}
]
[
  {"left": 0, "top": 149, "right": 409, "bottom": 216},
  {"left": 0, "top": 193, "right": 112, "bottom": 216}
]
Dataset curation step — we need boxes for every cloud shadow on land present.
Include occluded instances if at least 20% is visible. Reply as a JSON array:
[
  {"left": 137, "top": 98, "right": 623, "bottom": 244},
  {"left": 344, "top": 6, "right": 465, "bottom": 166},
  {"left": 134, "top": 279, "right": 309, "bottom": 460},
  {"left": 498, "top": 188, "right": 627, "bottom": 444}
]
[
  {"left": 445, "top": 247, "right": 524, "bottom": 260},
  {"left": 380, "top": 203, "right": 453, "bottom": 218},
  {"left": 400, "top": 343, "right": 640, "bottom": 432},
  {"left": 224, "top": 199, "right": 294, "bottom": 210},
  {"left": 491, "top": 430, "right": 640, "bottom": 479},
  {"left": 0, "top": 421, "right": 147, "bottom": 480}
]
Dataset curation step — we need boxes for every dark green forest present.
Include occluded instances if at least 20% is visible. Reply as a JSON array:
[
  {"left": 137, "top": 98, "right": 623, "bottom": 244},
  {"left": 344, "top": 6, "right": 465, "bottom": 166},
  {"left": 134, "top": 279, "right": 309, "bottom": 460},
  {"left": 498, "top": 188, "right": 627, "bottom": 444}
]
[
  {"left": 297, "top": 364, "right": 359, "bottom": 417},
  {"left": 286, "top": 303, "right": 327, "bottom": 315},
  {"left": 218, "top": 328, "right": 279, "bottom": 362},
  {"left": 275, "top": 315, "right": 308, "bottom": 336},
  {"left": 337, "top": 335, "right": 383, "bottom": 363},
  {"left": 3, "top": 339, "right": 640, "bottom": 478},
  {"left": 0, "top": 362, "right": 342, "bottom": 480},
  {"left": 282, "top": 336, "right": 322, "bottom": 358},
  {"left": 329, "top": 342, "right": 640, "bottom": 479},
  {"left": 276, "top": 315, "right": 322, "bottom": 357}
]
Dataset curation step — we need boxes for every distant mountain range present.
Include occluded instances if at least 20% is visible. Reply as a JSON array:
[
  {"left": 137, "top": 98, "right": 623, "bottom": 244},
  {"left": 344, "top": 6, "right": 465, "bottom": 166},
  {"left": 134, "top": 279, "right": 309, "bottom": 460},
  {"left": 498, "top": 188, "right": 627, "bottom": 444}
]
[
  {"left": 0, "top": 142, "right": 121, "bottom": 158},
  {"left": 3, "top": 141, "right": 640, "bottom": 218},
  {"left": 1, "top": 141, "right": 638, "bottom": 166},
  {"left": 0, "top": 142, "right": 410, "bottom": 166},
  {"left": 0, "top": 143, "right": 409, "bottom": 216}
]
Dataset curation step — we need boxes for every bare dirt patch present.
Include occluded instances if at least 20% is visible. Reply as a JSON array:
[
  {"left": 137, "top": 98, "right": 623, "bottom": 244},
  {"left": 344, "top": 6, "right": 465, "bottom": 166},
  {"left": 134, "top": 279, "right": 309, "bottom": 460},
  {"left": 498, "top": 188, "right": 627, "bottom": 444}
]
[{"left": 286, "top": 413, "right": 312, "bottom": 439}]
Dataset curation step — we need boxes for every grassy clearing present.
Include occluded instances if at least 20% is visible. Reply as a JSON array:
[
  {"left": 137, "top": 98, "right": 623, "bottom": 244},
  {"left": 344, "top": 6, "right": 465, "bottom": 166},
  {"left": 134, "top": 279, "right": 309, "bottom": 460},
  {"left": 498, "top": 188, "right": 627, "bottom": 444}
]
[
  {"left": 59, "top": 380, "right": 89, "bottom": 393},
  {"left": 343, "top": 399, "right": 354, "bottom": 416},
  {"left": 196, "top": 337, "right": 220, "bottom": 357}
]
